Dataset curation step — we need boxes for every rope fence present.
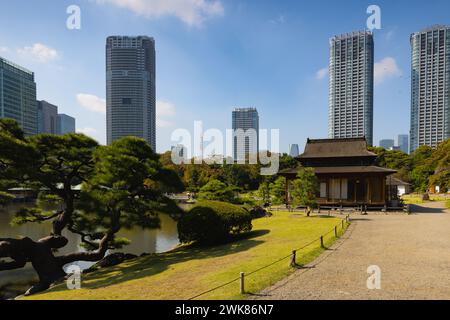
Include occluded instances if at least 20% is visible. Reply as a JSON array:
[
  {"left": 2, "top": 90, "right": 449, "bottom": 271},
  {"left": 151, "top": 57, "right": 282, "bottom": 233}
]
[{"left": 187, "top": 214, "right": 351, "bottom": 300}]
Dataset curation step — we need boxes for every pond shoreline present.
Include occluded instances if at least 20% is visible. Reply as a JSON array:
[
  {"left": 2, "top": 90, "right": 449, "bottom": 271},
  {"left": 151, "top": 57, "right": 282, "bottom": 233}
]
[{"left": 0, "top": 204, "right": 181, "bottom": 299}]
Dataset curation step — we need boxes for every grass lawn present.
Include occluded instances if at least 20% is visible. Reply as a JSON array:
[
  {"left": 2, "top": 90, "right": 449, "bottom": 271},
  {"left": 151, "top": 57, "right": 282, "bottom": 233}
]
[
  {"left": 27, "top": 211, "right": 348, "bottom": 300},
  {"left": 402, "top": 193, "right": 449, "bottom": 204}
]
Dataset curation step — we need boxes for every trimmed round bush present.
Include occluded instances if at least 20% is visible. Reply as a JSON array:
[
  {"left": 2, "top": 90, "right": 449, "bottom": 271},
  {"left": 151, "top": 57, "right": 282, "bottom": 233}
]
[{"left": 178, "top": 200, "right": 252, "bottom": 245}]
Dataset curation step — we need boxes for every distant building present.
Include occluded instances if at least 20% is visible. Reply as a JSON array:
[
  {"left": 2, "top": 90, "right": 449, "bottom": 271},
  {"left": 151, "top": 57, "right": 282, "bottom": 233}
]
[
  {"left": 328, "top": 31, "right": 374, "bottom": 146},
  {"left": 232, "top": 107, "right": 259, "bottom": 161},
  {"left": 410, "top": 25, "right": 450, "bottom": 152},
  {"left": 171, "top": 144, "right": 187, "bottom": 163},
  {"left": 387, "top": 176, "right": 411, "bottom": 197},
  {"left": 289, "top": 144, "right": 300, "bottom": 157},
  {"left": 379, "top": 139, "right": 395, "bottom": 150},
  {"left": 0, "top": 56, "right": 37, "bottom": 135},
  {"left": 37, "top": 100, "right": 58, "bottom": 134},
  {"left": 57, "top": 114, "right": 75, "bottom": 134},
  {"left": 106, "top": 36, "right": 156, "bottom": 149},
  {"left": 397, "top": 134, "right": 409, "bottom": 154}
]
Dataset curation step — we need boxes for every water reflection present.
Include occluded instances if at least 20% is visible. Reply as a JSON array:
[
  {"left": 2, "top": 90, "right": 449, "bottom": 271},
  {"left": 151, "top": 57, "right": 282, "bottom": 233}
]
[{"left": 0, "top": 204, "right": 180, "bottom": 286}]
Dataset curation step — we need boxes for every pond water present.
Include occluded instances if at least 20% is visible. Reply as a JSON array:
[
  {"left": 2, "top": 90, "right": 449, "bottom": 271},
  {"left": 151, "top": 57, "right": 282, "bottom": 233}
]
[{"left": 0, "top": 204, "right": 180, "bottom": 287}]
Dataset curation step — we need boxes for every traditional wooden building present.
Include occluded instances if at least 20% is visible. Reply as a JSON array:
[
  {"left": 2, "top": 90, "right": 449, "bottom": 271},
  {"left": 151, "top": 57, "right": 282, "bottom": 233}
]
[{"left": 280, "top": 138, "right": 396, "bottom": 207}]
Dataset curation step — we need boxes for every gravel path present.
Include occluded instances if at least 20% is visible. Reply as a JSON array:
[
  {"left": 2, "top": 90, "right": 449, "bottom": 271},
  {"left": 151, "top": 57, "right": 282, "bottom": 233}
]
[{"left": 255, "top": 201, "right": 450, "bottom": 300}]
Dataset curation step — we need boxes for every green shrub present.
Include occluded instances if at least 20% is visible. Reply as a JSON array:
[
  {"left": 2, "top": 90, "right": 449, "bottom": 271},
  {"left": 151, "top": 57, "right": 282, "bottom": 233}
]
[
  {"left": 178, "top": 200, "right": 252, "bottom": 245},
  {"left": 197, "top": 180, "right": 239, "bottom": 203}
]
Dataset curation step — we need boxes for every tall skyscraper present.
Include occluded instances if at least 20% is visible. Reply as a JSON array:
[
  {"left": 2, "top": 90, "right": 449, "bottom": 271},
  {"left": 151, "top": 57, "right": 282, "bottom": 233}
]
[
  {"left": 289, "top": 144, "right": 300, "bottom": 157},
  {"left": 232, "top": 108, "right": 259, "bottom": 161},
  {"left": 0, "top": 57, "right": 37, "bottom": 135},
  {"left": 379, "top": 139, "right": 395, "bottom": 150},
  {"left": 106, "top": 36, "right": 156, "bottom": 149},
  {"left": 37, "top": 100, "right": 58, "bottom": 134},
  {"left": 328, "top": 31, "right": 374, "bottom": 146},
  {"left": 57, "top": 114, "right": 76, "bottom": 134},
  {"left": 410, "top": 25, "right": 450, "bottom": 152},
  {"left": 398, "top": 134, "right": 409, "bottom": 154}
]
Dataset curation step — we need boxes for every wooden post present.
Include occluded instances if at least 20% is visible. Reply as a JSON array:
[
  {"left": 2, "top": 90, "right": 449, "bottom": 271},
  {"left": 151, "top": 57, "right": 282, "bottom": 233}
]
[
  {"left": 240, "top": 272, "right": 245, "bottom": 294},
  {"left": 290, "top": 250, "right": 297, "bottom": 267},
  {"left": 342, "top": 219, "right": 344, "bottom": 229},
  {"left": 320, "top": 236, "right": 324, "bottom": 248},
  {"left": 334, "top": 226, "right": 338, "bottom": 237}
]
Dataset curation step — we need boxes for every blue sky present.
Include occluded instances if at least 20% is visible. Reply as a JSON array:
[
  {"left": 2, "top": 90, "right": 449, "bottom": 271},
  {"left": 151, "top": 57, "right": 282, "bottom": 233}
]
[{"left": 0, "top": 0, "right": 449, "bottom": 153}]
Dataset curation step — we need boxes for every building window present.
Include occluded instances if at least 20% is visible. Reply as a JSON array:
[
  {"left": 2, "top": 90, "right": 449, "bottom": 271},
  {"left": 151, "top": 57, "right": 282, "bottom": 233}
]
[{"left": 320, "top": 182, "right": 327, "bottom": 198}]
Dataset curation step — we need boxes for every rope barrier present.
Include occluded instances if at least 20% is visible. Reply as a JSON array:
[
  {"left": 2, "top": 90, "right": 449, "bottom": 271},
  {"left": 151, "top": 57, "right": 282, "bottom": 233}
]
[{"left": 187, "top": 217, "right": 350, "bottom": 300}]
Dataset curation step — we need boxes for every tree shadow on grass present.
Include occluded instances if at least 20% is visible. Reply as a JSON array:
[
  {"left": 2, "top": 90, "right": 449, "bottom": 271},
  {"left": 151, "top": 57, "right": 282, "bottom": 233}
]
[
  {"left": 313, "top": 215, "right": 339, "bottom": 219},
  {"left": 47, "top": 229, "right": 271, "bottom": 293}
]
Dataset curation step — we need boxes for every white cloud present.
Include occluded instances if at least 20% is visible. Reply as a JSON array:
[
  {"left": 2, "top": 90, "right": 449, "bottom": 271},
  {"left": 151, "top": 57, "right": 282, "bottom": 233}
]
[
  {"left": 17, "top": 43, "right": 59, "bottom": 63},
  {"left": 156, "top": 100, "right": 176, "bottom": 117},
  {"left": 0, "top": 46, "right": 9, "bottom": 54},
  {"left": 156, "top": 118, "right": 174, "bottom": 128},
  {"left": 316, "top": 67, "right": 328, "bottom": 80},
  {"left": 95, "top": 0, "right": 224, "bottom": 26},
  {"left": 269, "top": 14, "right": 285, "bottom": 24},
  {"left": 374, "top": 57, "right": 402, "bottom": 85},
  {"left": 77, "top": 127, "right": 98, "bottom": 136},
  {"left": 76, "top": 93, "right": 106, "bottom": 114},
  {"left": 156, "top": 100, "right": 176, "bottom": 127}
]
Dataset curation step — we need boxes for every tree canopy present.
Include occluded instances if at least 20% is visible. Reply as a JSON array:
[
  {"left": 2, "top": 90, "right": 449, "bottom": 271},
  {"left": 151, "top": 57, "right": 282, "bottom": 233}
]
[{"left": 0, "top": 119, "right": 183, "bottom": 295}]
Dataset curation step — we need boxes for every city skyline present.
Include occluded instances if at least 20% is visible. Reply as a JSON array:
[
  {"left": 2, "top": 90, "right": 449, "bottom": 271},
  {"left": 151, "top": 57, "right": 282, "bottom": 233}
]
[{"left": 0, "top": 1, "right": 449, "bottom": 153}]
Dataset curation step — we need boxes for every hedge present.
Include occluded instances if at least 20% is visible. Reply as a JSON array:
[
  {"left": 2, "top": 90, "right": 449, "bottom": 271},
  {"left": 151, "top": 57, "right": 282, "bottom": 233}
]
[{"left": 178, "top": 200, "right": 252, "bottom": 245}]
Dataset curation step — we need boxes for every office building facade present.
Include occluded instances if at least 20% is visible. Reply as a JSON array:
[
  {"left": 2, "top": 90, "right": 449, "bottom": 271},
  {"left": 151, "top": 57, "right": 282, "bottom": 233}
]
[
  {"left": 410, "top": 25, "right": 450, "bottom": 152},
  {"left": 0, "top": 57, "right": 37, "bottom": 135},
  {"left": 37, "top": 100, "right": 58, "bottom": 134},
  {"left": 289, "top": 144, "right": 300, "bottom": 158},
  {"left": 106, "top": 36, "right": 156, "bottom": 149},
  {"left": 328, "top": 31, "right": 374, "bottom": 146},
  {"left": 379, "top": 139, "right": 395, "bottom": 150},
  {"left": 57, "top": 114, "right": 76, "bottom": 134},
  {"left": 398, "top": 134, "right": 409, "bottom": 154},
  {"left": 232, "top": 108, "right": 259, "bottom": 161}
]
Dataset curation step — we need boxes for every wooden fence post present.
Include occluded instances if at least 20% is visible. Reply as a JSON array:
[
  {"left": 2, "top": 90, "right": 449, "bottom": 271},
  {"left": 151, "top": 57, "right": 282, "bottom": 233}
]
[
  {"left": 320, "top": 236, "right": 324, "bottom": 248},
  {"left": 290, "top": 250, "right": 297, "bottom": 267},
  {"left": 342, "top": 219, "right": 344, "bottom": 229},
  {"left": 334, "top": 226, "right": 338, "bottom": 237},
  {"left": 240, "top": 272, "right": 245, "bottom": 294}
]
